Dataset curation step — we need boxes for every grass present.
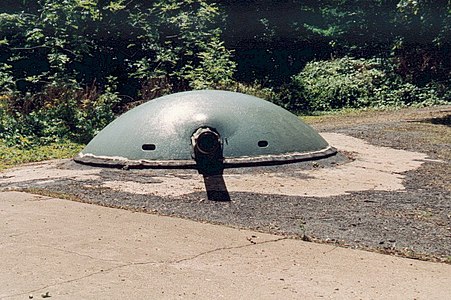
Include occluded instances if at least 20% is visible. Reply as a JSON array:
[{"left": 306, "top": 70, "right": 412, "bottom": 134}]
[
  {"left": 301, "top": 104, "right": 451, "bottom": 129},
  {"left": 299, "top": 106, "right": 406, "bottom": 125},
  {"left": 0, "top": 140, "right": 84, "bottom": 171}
]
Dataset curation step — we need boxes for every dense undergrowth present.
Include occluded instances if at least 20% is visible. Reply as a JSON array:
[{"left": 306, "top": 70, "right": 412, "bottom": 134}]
[{"left": 276, "top": 57, "right": 450, "bottom": 113}]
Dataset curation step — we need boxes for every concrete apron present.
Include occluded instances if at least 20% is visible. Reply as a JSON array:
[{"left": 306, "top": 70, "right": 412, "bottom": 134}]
[
  {"left": 1, "top": 191, "right": 450, "bottom": 300},
  {"left": 0, "top": 133, "right": 439, "bottom": 198}
]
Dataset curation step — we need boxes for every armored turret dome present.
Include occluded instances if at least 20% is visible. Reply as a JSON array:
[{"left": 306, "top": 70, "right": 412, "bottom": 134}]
[{"left": 74, "top": 90, "right": 336, "bottom": 169}]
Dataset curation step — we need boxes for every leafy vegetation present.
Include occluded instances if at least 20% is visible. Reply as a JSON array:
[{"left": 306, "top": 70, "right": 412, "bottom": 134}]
[
  {"left": 0, "top": 77, "right": 119, "bottom": 146},
  {"left": 279, "top": 57, "right": 448, "bottom": 112},
  {"left": 0, "top": 0, "right": 235, "bottom": 93}
]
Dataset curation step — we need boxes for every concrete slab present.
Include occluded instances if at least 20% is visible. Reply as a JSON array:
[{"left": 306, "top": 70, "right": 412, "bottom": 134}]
[{"left": 1, "top": 192, "right": 450, "bottom": 299}]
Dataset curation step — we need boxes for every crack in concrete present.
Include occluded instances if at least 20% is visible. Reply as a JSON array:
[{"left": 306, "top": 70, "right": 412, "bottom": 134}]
[
  {"left": 23, "top": 196, "right": 53, "bottom": 202},
  {"left": 39, "top": 245, "right": 130, "bottom": 264},
  {"left": 0, "top": 237, "right": 287, "bottom": 299},
  {"left": 0, "top": 264, "right": 127, "bottom": 300},
  {"left": 172, "top": 237, "right": 288, "bottom": 264},
  {"left": 6, "top": 231, "right": 33, "bottom": 239}
]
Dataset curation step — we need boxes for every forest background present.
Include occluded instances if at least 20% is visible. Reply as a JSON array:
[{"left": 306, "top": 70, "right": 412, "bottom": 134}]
[{"left": 0, "top": 0, "right": 449, "bottom": 152}]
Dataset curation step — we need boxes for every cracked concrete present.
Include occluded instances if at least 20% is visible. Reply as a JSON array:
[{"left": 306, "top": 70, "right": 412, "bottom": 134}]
[{"left": 1, "top": 191, "right": 450, "bottom": 299}]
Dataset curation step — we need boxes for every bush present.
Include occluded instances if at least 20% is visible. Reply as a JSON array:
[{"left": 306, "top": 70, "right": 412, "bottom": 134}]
[
  {"left": 283, "top": 57, "right": 449, "bottom": 112},
  {"left": 0, "top": 1, "right": 236, "bottom": 102},
  {"left": 0, "top": 77, "right": 119, "bottom": 148},
  {"left": 221, "top": 81, "right": 278, "bottom": 102}
]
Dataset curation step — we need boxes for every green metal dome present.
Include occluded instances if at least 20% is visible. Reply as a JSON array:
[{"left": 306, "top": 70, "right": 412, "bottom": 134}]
[{"left": 74, "top": 90, "right": 335, "bottom": 168}]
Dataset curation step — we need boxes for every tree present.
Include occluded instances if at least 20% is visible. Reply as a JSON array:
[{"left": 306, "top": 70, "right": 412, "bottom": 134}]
[
  {"left": 0, "top": 0, "right": 236, "bottom": 96},
  {"left": 394, "top": 0, "right": 450, "bottom": 84},
  {"left": 221, "top": 0, "right": 450, "bottom": 85}
]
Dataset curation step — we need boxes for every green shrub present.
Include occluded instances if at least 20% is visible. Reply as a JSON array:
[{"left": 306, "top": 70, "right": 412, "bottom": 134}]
[
  {"left": 0, "top": 77, "right": 119, "bottom": 148},
  {"left": 0, "top": 63, "right": 15, "bottom": 94},
  {"left": 285, "top": 57, "right": 449, "bottom": 112},
  {"left": 221, "top": 81, "right": 278, "bottom": 102},
  {"left": 1, "top": 1, "right": 235, "bottom": 100},
  {"left": 290, "top": 57, "right": 391, "bottom": 111}
]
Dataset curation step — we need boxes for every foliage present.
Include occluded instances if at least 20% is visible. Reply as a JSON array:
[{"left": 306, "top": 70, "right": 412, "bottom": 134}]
[
  {"left": 129, "top": 0, "right": 236, "bottom": 89},
  {"left": 0, "top": 0, "right": 235, "bottom": 149},
  {"left": 221, "top": 81, "right": 277, "bottom": 102},
  {"left": 179, "top": 38, "right": 236, "bottom": 89},
  {"left": 0, "top": 63, "right": 15, "bottom": 94},
  {"left": 222, "top": 0, "right": 450, "bottom": 84},
  {"left": 0, "top": 0, "right": 236, "bottom": 94},
  {"left": 0, "top": 77, "right": 119, "bottom": 147},
  {"left": 283, "top": 57, "right": 449, "bottom": 112}
]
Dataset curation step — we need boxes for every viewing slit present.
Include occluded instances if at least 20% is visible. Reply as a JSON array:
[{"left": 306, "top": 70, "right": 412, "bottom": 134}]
[
  {"left": 142, "top": 144, "right": 156, "bottom": 151},
  {"left": 258, "top": 140, "right": 269, "bottom": 148}
]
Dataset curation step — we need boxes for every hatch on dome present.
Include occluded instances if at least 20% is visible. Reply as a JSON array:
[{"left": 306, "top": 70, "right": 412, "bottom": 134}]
[{"left": 74, "top": 90, "right": 336, "bottom": 172}]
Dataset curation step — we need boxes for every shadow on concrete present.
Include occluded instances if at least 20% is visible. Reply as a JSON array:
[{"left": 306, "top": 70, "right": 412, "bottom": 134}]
[
  {"left": 421, "top": 114, "right": 450, "bottom": 127},
  {"left": 202, "top": 174, "right": 231, "bottom": 202}
]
